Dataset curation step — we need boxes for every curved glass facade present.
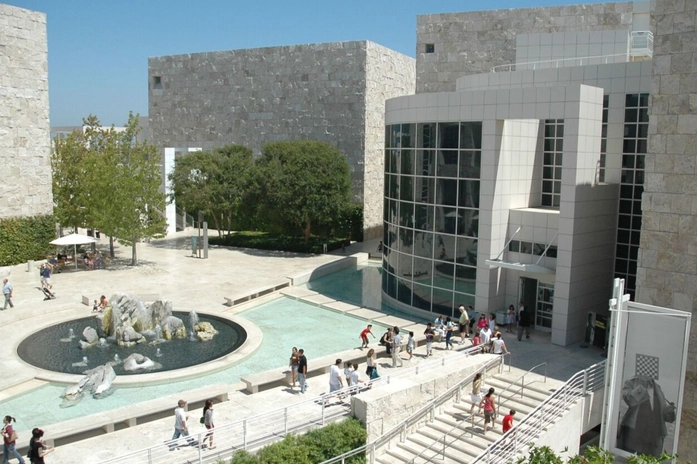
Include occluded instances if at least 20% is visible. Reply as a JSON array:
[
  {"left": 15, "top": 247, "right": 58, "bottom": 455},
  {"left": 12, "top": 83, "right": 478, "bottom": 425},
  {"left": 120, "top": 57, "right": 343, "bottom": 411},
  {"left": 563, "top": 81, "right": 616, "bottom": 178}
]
[{"left": 383, "top": 121, "right": 482, "bottom": 317}]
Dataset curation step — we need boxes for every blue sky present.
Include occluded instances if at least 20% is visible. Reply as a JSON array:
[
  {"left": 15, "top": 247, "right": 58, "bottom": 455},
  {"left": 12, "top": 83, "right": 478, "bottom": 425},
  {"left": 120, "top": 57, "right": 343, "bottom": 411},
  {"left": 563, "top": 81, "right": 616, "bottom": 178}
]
[{"left": 6, "top": 0, "right": 618, "bottom": 127}]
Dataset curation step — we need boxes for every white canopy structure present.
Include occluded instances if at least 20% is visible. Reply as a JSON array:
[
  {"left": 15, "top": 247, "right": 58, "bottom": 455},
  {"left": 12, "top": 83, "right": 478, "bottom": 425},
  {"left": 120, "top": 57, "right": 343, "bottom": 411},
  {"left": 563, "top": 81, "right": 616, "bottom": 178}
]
[{"left": 50, "top": 233, "right": 98, "bottom": 269}]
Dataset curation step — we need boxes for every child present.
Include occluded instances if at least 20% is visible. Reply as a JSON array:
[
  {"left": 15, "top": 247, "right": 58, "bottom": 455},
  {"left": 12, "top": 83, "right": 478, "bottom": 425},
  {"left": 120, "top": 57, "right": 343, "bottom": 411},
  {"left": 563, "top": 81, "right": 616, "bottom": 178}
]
[
  {"left": 406, "top": 331, "right": 415, "bottom": 359},
  {"left": 502, "top": 409, "right": 516, "bottom": 434},
  {"left": 424, "top": 323, "right": 435, "bottom": 357},
  {"left": 472, "top": 330, "right": 481, "bottom": 349},
  {"left": 359, "top": 324, "right": 375, "bottom": 349},
  {"left": 506, "top": 305, "right": 516, "bottom": 333},
  {"left": 92, "top": 299, "right": 99, "bottom": 312}
]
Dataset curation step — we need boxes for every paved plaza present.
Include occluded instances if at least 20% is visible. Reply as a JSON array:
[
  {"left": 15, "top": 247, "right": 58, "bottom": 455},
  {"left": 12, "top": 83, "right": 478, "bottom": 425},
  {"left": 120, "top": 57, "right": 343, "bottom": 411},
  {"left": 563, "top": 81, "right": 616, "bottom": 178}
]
[{"left": 0, "top": 231, "right": 607, "bottom": 463}]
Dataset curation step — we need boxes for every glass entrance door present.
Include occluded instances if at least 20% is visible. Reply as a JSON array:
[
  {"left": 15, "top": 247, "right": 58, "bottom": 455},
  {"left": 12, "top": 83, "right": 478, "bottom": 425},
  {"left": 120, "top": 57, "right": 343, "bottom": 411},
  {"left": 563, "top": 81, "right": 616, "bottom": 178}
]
[{"left": 536, "top": 282, "right": 554, "bottom": 331}]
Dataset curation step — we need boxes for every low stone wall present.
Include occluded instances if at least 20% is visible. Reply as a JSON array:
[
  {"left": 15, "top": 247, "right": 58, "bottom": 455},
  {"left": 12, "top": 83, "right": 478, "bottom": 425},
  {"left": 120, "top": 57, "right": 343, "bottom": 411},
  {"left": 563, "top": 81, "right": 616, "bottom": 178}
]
[
  {"left": 288, "top": 253, "right": 369, "bottom": 286},
  {"left": 352, "top": 354, "right": 501, "bottom": 446}
]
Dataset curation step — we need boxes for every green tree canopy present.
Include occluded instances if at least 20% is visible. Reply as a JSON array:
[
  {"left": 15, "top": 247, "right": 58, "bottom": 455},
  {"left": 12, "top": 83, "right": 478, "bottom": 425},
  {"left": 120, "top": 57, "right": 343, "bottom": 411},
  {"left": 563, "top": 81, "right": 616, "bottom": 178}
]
[
  {"left": 168, "top": 144, "right": 254, "bottom": 236},
  {"left": 254, "top": 140, "right": 352, "bottom": 241}
]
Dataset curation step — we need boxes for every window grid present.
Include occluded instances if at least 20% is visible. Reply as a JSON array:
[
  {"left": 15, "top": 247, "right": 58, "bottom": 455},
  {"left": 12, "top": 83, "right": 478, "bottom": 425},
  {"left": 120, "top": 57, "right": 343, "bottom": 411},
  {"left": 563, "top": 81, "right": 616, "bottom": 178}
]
[
  {"left": 541, "top": 119, "right": 564, "bottom": 208},
  {"left": 614, "top": 93, "right": 648, "bottom": 298},
  {"left": 383, "top": 122, "right": 482, "bottom": 316},
  {"left": 598, "top": 95, "right": 609, "bottom": 182}
]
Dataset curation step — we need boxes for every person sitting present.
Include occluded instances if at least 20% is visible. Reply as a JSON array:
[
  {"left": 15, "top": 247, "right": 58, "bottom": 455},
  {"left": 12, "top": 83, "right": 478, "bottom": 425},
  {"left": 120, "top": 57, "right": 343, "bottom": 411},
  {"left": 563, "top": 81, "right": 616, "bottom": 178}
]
[
  {"left": 98, "top": 295, "right": 109, "bottom": 312},
  {"left": 92, "top": 299, "right": 99, "bottom": 312}
]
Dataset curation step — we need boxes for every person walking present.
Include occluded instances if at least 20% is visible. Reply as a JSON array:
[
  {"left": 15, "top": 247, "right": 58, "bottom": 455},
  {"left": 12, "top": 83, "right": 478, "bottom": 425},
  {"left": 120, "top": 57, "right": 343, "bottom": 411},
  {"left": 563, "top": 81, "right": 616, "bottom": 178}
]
[
  {"left": 406, "top": 331, "right": 415, "bottom": 360},
  {"left": 458, "top": 306, "right": 469, "bottom": 343},
  {"left": 359, "top": 324, "right": 375, "bottom": 349},
  {"left": 517, "top": 305, "right": 531, "bottom": 341},
  {"left": 506, "top": 305, "right": 516, "bottom": 333},
  {"left": 424, "top": 323, "right": 435, "bottom": 357},
  {"left": 28, "top": 428, "right": 53, "bottom": 464},
  {"left": 289, "top": 347, "right": 299, "bottom": 387},
  {"left": 2, "top": 280, "right": 12, "bottom": 310},
  {"left": 391, "top": 327, "right": 403, "bottom": 367},
  {"left": 502, "top": 409, "right": 516, "bottom": 434},
  {"left": 444, "top": 317, "right": 454, "bottom": 350},
  {"left": 169, "top": 399, "right": 197, "bottom": 450},
  {"left": 478, "top": 388, "right": 497, "bottom": 435},
  {"left": 365, "top": 349, "right": 377, "bottom": 379},
  {"left": 488, "top": 313, "right": 497, "bottom": 333},
  {"left": 297, "top": 349, "right": 308, "bottom": 394},
  {"left": 200, "top": 400, "right": 215, "bottom": 450},
  {"left": 329, "top": 359, "right": 344, "bottom": 393},
  {"left": 40, "top": 264, "right": 52, "bottom": 290},
  {"left": 491, "top": 332, "right": 509, "bottom": 356},
  {"left": 2, "top": 416, "right": 24, "bottom": 464},
  {"left": 469, "top": 373, "right": 483, "bottom": 415}
]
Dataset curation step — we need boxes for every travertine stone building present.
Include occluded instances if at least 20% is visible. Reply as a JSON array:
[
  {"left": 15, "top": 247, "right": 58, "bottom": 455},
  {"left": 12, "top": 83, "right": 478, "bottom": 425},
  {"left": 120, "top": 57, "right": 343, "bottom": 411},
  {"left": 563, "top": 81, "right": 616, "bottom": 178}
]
[
  {"left": 0, "top": 3, "right": 52, "bottom": 219},
  {"left": 416, "top": 2, "right": 649, "bottom": 93},
  {"left": 636, "top": 0, "right": 697, "bottom": 460},
  {"left": 148, "top": 41, "right": 415, "bottom": 238}
]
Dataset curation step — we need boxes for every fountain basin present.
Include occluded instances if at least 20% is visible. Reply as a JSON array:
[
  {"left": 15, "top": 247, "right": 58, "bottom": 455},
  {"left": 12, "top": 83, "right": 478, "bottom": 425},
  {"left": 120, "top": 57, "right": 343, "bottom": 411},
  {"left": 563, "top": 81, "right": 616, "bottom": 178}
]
[{"left": 16, "top": 311, "right": 261, "bottom": 386}]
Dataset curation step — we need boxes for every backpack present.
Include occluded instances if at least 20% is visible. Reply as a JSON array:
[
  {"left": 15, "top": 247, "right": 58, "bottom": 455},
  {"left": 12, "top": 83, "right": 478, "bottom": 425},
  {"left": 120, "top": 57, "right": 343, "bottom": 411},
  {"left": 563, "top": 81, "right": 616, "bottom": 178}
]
[{"left": 27, "top": 444, "right": 33, "bottom": 460}]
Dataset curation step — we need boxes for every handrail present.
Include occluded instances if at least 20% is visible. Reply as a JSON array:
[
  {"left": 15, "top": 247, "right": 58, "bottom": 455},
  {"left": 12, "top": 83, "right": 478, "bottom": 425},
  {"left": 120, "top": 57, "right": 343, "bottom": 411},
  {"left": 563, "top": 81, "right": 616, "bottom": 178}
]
[
  {"left": 404, "top": 360, "right": 547, "bottom": 464},
  {"left": 491, "top": 53, "right": 628, "bottom": 73},
  {"left": 319, "top": 354, "right": 504, "bottom": 464},
  {"left": 470, "top": 361, "right": 606, "bottom": 464},
  {"left": 102, "top": 344, "right": 486, "bottom": 464},
  {"left": 496, "top": 361, "right": 547, "bottom": 415}
]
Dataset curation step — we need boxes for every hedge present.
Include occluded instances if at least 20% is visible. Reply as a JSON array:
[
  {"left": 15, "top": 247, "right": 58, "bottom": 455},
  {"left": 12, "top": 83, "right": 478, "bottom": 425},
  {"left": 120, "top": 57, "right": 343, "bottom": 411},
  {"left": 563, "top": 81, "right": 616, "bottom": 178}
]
[
  {"left": 0, "top": 215, "right": 56, "bottom": 266},
  {"left": 227, "top": 418, "right": 367, "bottom": 464},
  {"left": 209, "top": 231, "right": 349, "bottom": 254}
]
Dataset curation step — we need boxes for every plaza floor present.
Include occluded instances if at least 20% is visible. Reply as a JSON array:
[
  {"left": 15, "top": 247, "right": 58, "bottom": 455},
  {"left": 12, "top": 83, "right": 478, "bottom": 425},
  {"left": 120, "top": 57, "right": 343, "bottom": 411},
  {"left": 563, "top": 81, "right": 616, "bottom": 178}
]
[{"left": 0, "top": 231, "right": 607, "bottom": 463}]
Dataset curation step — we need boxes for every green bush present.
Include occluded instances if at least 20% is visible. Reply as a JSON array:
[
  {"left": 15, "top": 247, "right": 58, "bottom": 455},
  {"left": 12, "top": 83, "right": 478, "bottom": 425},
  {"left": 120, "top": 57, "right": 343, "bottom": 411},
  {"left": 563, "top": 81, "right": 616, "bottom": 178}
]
[
  {"left": 228, "top": 418, "right": 367, "bottom": 464},
  {"left": 0, "top": 215, "right": 56, "bottom": 266},
  {"left": 209, "top": 231, "right": 348, "bottom": 254}
]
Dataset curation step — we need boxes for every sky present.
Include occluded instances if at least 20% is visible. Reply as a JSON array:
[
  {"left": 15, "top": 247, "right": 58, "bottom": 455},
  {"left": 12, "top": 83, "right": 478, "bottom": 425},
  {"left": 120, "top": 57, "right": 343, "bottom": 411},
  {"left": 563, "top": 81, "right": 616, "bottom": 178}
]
[{"left": 5, "top": 0, "right": 619, "bottom": 127}]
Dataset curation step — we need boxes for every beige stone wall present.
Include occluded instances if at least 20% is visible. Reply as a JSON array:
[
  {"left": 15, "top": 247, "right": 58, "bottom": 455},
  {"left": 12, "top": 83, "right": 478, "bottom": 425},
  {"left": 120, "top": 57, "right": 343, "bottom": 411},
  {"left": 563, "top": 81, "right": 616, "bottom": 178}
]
[
  {"left": 636, "top": 0, "right": 697, "bottom": 459},
  {"left": 0, "top": 4, "right": 52, "bottom": 219},
  {"left": 363, "top": 43, "right": 415, "bottom": 239},
  {"left": 416, "top": 2, "right": 641, "bottom": 93}
]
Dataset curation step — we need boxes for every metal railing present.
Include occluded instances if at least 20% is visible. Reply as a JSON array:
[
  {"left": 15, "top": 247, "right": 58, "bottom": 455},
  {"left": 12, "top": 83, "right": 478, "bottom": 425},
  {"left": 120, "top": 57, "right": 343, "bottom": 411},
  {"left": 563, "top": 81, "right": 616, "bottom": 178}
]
[
  {"left": 630, "top": 31, "right": 653, "bottom": 57},
  {"left": 491, "top": 54, "right": 628, "bottom": 73},
  {"left": 470, "top": 361, "right": 606, "bottom": 464},
  {"left": 319, "top": 355, "right": 504, "bottom": 464},
  {"left": 102, "top": 344, "right": 487, "bottom": 464},
  {"left": 496, "top": 362, "right": 547, "bottom": 416}
]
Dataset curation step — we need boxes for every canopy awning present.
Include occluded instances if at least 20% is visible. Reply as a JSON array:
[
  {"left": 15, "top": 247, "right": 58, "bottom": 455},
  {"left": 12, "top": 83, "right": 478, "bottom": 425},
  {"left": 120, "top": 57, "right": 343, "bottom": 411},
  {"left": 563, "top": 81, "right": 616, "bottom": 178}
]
[
  {"left": 485, "top": 259, "right": 554, "bottom": 275},
  {"left": 50, "top": 233, "right": 98, "bottom": 246}
]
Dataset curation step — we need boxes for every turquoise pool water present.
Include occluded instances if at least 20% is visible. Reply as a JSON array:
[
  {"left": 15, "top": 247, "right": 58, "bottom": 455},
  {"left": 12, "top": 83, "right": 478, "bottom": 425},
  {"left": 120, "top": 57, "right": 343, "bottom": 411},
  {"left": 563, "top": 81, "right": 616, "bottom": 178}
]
[
  {"left": 304, "top": 263, "right": 431, "bottom": 323},
  {"left": 2, "top": 297, "right": 388, "bottom": 432}
]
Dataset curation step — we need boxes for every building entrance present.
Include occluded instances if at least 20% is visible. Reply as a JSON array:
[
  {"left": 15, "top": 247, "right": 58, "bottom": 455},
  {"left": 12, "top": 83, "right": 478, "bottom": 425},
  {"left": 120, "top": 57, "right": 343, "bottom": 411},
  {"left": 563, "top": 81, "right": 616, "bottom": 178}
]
[{"left": 519, "top": 277, "right": 553, "bottom": 333}]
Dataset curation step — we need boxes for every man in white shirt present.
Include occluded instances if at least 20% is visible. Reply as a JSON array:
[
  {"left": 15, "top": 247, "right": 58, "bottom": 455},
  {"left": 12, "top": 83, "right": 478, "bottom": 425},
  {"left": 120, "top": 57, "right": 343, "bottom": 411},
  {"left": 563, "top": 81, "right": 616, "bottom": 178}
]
[
  {"left": 169, "top": 399, "right": 198, "bottom": 450},
  {"left": 329, "top": 359, "right": 344, "bottom": 393},
  {"left": 434, "top": 316, "right": 445, "bottom": 341},
  {"left": 480, "top": 326, "right": 492, "bottom": 352},
  {"left": 392, "top": 327, "right": 403, "bottom": 367}
]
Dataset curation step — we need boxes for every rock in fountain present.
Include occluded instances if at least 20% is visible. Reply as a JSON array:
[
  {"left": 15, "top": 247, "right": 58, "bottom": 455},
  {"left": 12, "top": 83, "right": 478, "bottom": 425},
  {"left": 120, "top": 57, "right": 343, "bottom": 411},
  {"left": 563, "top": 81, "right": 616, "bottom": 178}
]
[
  {"left": 194, "top": 322, "right": 219, "bottom": 342},
  {"left": 78, "top": 327, "right": 99, "bottom": 350},
  {"left": 161, "top": 315, "right": 186, "bottom": 340},
  {"left": 123, "top": 353, "right": 159, "bottom": 372},
  {"left": 61, "top": 363, "right": 117, "bottom": 406}
]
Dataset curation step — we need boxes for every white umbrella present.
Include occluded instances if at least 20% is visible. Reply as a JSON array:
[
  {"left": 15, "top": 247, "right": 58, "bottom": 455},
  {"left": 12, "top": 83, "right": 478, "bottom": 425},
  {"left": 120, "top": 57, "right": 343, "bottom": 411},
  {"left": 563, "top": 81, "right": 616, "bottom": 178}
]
[{"left": 50, "top": 233, "right": 98, "bottom": 269}]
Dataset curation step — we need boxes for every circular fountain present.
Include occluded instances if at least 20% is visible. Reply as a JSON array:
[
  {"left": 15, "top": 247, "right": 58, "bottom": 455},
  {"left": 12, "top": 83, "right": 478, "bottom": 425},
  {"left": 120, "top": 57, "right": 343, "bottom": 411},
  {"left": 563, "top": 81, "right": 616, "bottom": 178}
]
[{"left": 17, "top": 294, "right": 247, "bottom": 376}]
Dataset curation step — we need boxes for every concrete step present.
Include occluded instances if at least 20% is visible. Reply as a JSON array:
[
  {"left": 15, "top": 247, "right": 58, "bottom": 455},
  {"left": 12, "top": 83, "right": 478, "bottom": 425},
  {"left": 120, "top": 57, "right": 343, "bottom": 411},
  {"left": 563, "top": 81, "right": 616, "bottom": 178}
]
[
  {"left": 416, "top": 425, "right": 486, "bottom": 459},
  {"left": 384, "top": 440, "right": 462, "bottom": 464},
  {"left": 486, "top": 378, "right": 551, "bottom": 403}
]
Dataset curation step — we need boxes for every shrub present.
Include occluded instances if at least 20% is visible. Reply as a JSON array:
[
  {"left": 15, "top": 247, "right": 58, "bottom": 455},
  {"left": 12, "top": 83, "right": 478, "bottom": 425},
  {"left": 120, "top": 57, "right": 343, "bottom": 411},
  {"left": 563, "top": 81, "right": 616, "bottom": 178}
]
[
  {"left": 209, "top": 232, "right": 348, "bottom": 254},
  {"left": 0, "top": 215, "right": 56, "bottom": 266}
]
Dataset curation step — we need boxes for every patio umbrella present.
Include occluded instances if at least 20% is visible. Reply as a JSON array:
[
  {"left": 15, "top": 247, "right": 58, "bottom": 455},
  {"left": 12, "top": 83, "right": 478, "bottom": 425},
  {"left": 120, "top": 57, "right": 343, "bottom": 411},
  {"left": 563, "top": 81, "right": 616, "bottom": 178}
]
[{"left": 50, "top": 233, "right": 98, "bottom": 269}]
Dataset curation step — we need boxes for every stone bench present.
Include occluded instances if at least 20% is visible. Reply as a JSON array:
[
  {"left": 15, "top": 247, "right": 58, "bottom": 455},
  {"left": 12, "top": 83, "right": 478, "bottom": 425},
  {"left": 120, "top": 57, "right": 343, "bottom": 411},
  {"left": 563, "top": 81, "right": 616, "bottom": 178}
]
[
  {"left": 224, "top": 280, "right": 290, "bottom": 306},
  {"left": 35, "top": 384, "right": 229, "bottom": 449},
  {"left": 241, "top": 345, "right": 390, "bottom": 394}
]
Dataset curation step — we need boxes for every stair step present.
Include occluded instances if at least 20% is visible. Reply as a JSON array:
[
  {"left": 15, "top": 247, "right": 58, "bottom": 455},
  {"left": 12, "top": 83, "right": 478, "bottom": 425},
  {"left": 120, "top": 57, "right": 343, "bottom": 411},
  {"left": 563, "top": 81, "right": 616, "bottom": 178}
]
[
  {"left": 486, "top": 379, "right": 551, "bottom": 402},
  {"left": 487, "top": 377, "right": 556, "bottom": 397},
  {"left": 401, "top": 437, "right": 467, "bottom": 464},
  {"left": 424, "top": 422, "right": 493, "bottom": 454},
  {"left": 432, "top": 415, "right": 503, "bottom": 442},
  {"left": 416, "top": 426, "right": 486, "bottom": 459}
]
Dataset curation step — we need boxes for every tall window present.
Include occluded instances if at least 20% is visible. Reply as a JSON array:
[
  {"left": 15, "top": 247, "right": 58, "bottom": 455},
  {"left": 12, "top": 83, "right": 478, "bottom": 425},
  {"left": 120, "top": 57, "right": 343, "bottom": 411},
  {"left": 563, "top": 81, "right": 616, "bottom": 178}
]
[
  {"left": 615, "top": 93, "right": 648, "bottom": 298},
  {"left": 542, "top": 119, "right": 564, "bottom": 208},
  {"left": 598, "top": 95, "right": 609, "bottom": 182}
]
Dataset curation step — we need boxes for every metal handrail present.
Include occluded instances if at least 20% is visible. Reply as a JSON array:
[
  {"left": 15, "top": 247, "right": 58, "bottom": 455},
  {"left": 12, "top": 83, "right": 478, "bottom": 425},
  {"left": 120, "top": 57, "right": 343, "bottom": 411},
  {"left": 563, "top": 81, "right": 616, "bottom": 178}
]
[
  {"left": 470, "top": 361, "right": 606, "bottom": 464},
  {"left": 319, "top": 355, "right": 504, "bottom": 464},
  {"left": 496, "top": 361, "right": 547, "bottom": 415},
  {"left": 491, "top": 53, "right": 628, "bottom": 73},
  {"left": 102, "top": 344, "right": 485, "bottom": 464}
]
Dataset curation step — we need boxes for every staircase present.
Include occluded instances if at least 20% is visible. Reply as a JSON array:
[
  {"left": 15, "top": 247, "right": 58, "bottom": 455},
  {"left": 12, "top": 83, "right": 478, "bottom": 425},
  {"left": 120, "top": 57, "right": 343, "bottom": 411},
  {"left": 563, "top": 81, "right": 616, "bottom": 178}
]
[{"left": 376, "top": 367, "right": 559, "bottom": 464}]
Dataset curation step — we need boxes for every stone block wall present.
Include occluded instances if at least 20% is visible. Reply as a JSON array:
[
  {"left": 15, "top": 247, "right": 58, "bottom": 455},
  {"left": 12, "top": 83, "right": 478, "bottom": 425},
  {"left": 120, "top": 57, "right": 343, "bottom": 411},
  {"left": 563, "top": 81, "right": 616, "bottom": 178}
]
[
  {"left": 363, "top": 43, "right": 415, "bottom": 238},
  {"left": 416, "top": 1, "right": 643, "bottom": 93},
  {"left": 636, "top": 0, "right": 697, "bottom": 460},
  {"left": 149, "top": 41, "right": 415, "bottom": 237},
  {"left": 0, "top": 4, "right": 52, "bottom": 219}
]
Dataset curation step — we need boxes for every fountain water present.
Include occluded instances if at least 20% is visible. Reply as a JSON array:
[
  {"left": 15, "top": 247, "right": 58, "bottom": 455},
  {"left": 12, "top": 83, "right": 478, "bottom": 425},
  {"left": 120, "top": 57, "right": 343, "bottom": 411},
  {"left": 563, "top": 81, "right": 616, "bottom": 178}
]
[
  {"left": 155, "top": 348, "right": 162, "bottom": 357},
  {"left": 155, "top": 324, "right": 163, "bottom": 341},
  {"left": 113, "top": 354, "right": 121, "bottom": 364},
  {"left": 68, "top": 328, "right": 75, "bottom": 339},
  {"left": 82, "top": 356, "right": 89, "bottom": 365},
  {"left": 189, "top": 310, "right": 200, "bottom": 341}
]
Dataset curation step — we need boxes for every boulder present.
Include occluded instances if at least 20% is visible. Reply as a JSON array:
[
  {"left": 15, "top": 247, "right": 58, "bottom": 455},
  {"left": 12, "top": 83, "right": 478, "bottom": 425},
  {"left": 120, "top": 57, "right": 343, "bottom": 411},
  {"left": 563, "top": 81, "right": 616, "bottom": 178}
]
[
  {"left": 111, "top": 293, "right": 151, "bottom": 332},
  {"left": 123, "top": 353, "right": 156, "bottom": 372},
  {"left": 150, "top": 300, "right": 173, "bottom": 327},
  {"left": 161, "top": 316, "right": 186, "bottom": 340},
  {"left": 194, "top": 322, "right": 219, "bottom": 342},
  {"left": 92, "top": 364, "right": 116, "bottom": 396},
  {"left": 83, "top": 327, "right": 99, "bottom": 344}
]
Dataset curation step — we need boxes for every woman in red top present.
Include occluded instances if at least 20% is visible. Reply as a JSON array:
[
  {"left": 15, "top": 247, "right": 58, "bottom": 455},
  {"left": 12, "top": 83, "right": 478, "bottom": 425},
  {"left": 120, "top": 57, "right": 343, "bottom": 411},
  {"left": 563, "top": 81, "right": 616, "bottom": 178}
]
[
  {"left": 2, "top": 415, "right": 25, "bottom": 464},
  {"left": 478, "top": 388, "right": 496, "bottom": 434}
]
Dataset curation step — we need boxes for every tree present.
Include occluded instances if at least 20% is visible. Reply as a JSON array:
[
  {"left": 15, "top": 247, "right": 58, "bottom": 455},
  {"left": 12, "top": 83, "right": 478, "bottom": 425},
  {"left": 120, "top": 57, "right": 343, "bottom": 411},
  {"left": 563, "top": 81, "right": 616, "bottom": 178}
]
[
  {"left": 254, "top": 140, "right": 352, "bottom": 242},
  {"left": 168, "top": 145, "right": 254, "bottom": 236}
]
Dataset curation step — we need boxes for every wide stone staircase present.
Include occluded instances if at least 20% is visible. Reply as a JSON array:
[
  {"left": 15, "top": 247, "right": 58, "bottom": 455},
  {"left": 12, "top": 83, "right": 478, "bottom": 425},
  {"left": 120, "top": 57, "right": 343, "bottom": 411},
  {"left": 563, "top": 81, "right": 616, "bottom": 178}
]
[{"left": 376, "top": 369, "right": 560, "bottom": 464}]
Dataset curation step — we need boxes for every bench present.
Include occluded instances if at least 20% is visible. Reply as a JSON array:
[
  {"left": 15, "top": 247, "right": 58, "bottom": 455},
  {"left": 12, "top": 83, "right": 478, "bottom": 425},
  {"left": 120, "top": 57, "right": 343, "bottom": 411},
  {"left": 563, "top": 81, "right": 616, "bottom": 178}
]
[
  {"left": 35, "top": 384, "right": 229, "bottom": 449},
  {"left": 224, "top": 281, "right": 290, "bottom": 307}
]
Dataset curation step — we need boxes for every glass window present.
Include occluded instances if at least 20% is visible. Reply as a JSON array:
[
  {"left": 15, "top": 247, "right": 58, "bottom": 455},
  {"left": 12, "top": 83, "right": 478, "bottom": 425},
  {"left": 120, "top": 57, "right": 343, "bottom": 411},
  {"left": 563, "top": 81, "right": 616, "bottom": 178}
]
[
  {"left": 400, "top": 176, "right": 414, "bottom": 202},
  {"left": 436, "top": 150, "right": 458, "bottom": 178},
  {"left": 520, "top": 241, "right": 533, "bottom": 254},
  {"left": 546, "top": 246, "right": 557, "bottom": 258},
  {"left": 460, "top": 122, "right": 482, "bottom": 149},
  {"left": 397, "top": 279, "right": 412, "bottom": 305},
  {"left": 401, "top": 124, "right": 415, "bottom": 148},
  {"left": 388, "top": 174, "right": 399, "bottom": 199},
  {"left": 414, "top": 231, "right": 434, "bottom": 258},
  {"left": 456, "top": 237, "right": 478, "bottom": 266},
  {"left": 385, "top": 127, "right": 391, "bottom": 149},
  {"left": 459, "top": 151, "right": 481, "bottom": 179},
  {"left": 436, "top": 179, "right": 458, "bottom": 206},
  {"left": 401, "top": 149, "right": 414, "bottom": 175},
  {"left": 417, "top": 123, "right": 437, "bottom": 149},
  {"left": 438, "top": 122, "right": 459, "bottom": 149},
  {"left": 415, "top": 150, "right": 435, "bottom": 176},
  {"left": 415, "top": 204, "right": 434, "bottom": 231},
  {"left": 435, "top": 206, "right": 458, "bottom": 234},
  {"left": 412, "top": 282, "right": 432, "bottom": 311},
  {"left": 398, "top": 202, "right": 414, "bottom": 228},
  {"left": 414, "top": 176, "right": 435, "bottom": 204},
  {"left": 453, "top": 272, "right": 477, "bottom": 293},
  {"left": 390, "top": 125, "right": 401, "bottom": 149},
  {"left": 458, "top": 180, "right": 480, "bottom": 209},
  {"left": 508, "top": 240, "right": 519, "bottom": 252},
  {"left": 457, "top": 208, "right": 479, "bottom": 237}
]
